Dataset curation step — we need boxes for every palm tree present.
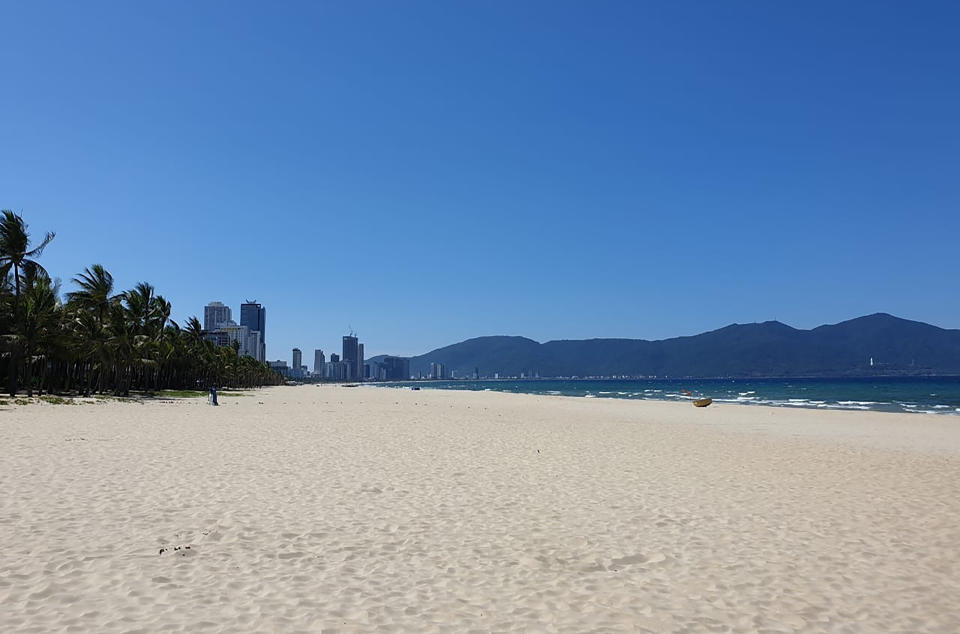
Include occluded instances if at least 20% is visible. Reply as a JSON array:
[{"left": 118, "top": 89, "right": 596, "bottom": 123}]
[
  {"left": 106, "top": 301, "right": 140, "bottom": 396},
  {"left": 17, "top": 272, "right": 62, "bottom": 396},
  {"left": 67, "top": 265, "right": 118, "bottom": 327},
  {"left": 1, "top": 210, "right": 55, "bottom": 395},
  {"left": 0, "top": 210, "right": 55, "bottom": 306},
  {"left": 184, "top": 316, "right": 205, "bottom": 343},
  {"left": 65, "top": 265, "right": 118, "bottom": 395},
  {"left": 70, "top": 309, "right": 112, "bottom": 395},
  {"left": 123, "top": 282, "right": 156, "bottom": 333}
]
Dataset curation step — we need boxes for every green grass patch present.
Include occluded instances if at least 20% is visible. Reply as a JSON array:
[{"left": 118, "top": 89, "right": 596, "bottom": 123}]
[
  {"left": 40, "top": 396, "right": 73, "bottom": 405},
  {"left": 158, "top": 390, "right": 208, "bottom": 398},
  {"left": 92, "top": 394, "right": 143, "bottom": 403},
  {"left": 14, "top": 398, "right": 31, "bottom": 405}
]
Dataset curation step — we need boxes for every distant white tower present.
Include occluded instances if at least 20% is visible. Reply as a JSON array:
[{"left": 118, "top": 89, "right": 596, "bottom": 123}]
[{"left": 870, "top": 357, "right": 875, "bottom": 367}]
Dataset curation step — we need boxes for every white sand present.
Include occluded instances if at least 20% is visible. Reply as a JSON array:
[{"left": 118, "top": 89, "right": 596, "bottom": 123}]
[{"left": 2, "top": 385, "right": 959, "bottom": 633}]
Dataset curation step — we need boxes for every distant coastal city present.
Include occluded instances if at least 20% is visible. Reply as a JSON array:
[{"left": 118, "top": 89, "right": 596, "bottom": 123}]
[
  {"left": 200, "top": 299, "right": 540, "bottom": 382},
  {"left": 201, "top": 299, "right": 960, "bottom": 387},
  {"left": 202, "top": 300, "right": 412, "bottom": 382}
]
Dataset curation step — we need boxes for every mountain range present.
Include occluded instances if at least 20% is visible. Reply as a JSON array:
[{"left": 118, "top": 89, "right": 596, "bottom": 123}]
[{"left": 367, "top": 314, "right": 960, "bottom": 378}]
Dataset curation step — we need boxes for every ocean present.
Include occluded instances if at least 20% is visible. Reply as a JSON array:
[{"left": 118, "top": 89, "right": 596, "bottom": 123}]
[{"left": 378, "top": 377, "right": 960, "bottom": 415}]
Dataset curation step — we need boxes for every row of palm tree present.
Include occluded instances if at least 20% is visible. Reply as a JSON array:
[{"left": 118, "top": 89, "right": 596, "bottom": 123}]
[{"left": 0, "top": 210, "right": 281, "bottom": 396}]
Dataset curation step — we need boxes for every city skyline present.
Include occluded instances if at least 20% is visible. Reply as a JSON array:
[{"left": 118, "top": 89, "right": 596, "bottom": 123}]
[
  {"left": 269, "top": 333, "right": 372, "bottom": 381},
  {"left": 202, "top": 299, "right": 266, "bottom": 363},
  {"left": 3, "top": 3, "right": 958, "bottom": 360}
]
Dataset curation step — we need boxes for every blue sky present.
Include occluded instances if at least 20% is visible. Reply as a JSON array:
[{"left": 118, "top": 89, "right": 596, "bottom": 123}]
[{"left": 1, "top": 1, "right": 958, "bottom": 359}]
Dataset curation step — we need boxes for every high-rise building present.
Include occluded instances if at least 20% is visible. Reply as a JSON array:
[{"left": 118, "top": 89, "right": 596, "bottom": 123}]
[
  {"left": 324, "top": 360, "right": 350, "bottom": 381},
  {"left": 314, "top": 349, "right": 325, "bottom": 374},
  {"left": 202, "top": 301, "right": 267, "bottom": 364},
  {"left": 240, "top": 301, "right": 266, "bottom": 360},
  {"left": 269, "top": 360, "right": 290, "bottom": 378},
  {"left": 219, "top": 323, "right": 252, "bottom": 357},
  {"left": 206, "top": 319, "right": 264, "bottom": 363},
  {"left": 204, "top": 301, "right": 231, "bottom": 331},
  {"left": 342, "top": 335, "right": 359, "bottom": 380},
  {"left": 247, "top": 330, "right": 263, "bottom": 363},
  {"left": 378, "top": 356, "right": 410, "bottom": 381},
  {"left": 203, "top": 330, "right": 230, "bottom": 347},
  {"left": 330, "top": 353, "right": 340, "bottom": 363},
  {"left": 292, "top": 348, "right": 302, "bottom": 371},
  {"left": 357, "top": 344, "right": 364, "bottom": 382},
  {"left": 240, "top": 301, "right": 265, "bottom": 337}
]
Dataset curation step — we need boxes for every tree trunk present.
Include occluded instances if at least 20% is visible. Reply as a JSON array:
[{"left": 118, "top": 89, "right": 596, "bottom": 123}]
[
  {"left": 37, "top": 357, "right": 46, "bottom": 396},
  {"left": 7, "top": 344, "right": 18, "bottom": 397},
  {"left": 84, "top": 362, "right": 94, "bottom": 397},
  {"left": 24, "top": 351, "right": 33, "bottom": 398}
]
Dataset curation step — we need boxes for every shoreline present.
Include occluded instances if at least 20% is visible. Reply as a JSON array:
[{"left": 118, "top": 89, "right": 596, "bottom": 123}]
[
  {"left": 367, "top": 379, "right": 960, "bottom": 417},
  {"left": 363, "top": 383, "right": 960, "bottom": 456},
  {"left": 7, "top": 380, "right": 958, "bottom": 413}
]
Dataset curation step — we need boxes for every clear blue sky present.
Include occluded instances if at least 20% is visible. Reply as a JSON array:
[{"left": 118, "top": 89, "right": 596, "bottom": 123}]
[{"left": 1, "top": 1, "right": 957, "bottom": 359}]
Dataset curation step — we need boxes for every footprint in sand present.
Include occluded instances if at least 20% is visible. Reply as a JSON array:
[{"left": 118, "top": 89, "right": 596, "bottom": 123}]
[
  {"left": 609, "top": 553, "right": 648, "bottom": 569},
  {"left": 608, "top": 551, "right": 669, "bottom": 570}
]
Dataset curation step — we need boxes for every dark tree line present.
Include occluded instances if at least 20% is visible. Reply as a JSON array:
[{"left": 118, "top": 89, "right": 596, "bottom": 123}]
[{"left": 0, "top": 210, "right": 281, "bottom": 396}]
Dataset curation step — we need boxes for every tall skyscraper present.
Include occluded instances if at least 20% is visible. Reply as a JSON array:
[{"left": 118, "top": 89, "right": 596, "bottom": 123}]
[
  {"left": 292, "top": 348, "right": 302, "bottom": 371},
  {"left": 247, "top": 330, "right": 263, "bottom": 363},
  {"left": 357, "top": 344, "right": 364, "bottom": 382},
  {"left": 240, "top": 301, "right": 265, "bottom": 337},
  {"left": 203, "top": 301, "right": 231, "bottom": 331},
  {"left": 314, "top": 349, "right": 325, "bottom": 373},
  {"left": 240, "top": 301, "right": 266, "bottom": 361},
  {"left": 342, "top": 335, "right": 359, "bottom": 380}
]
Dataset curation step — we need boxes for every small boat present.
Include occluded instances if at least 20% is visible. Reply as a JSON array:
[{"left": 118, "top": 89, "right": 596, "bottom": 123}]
[{"left": 693, "top": 398, "right": 713, "bottom": 408}]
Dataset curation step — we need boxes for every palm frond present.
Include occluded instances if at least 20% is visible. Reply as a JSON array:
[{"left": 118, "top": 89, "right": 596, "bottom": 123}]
[{"left": 24, "top": 231, "right": 55, "bottom": 258}]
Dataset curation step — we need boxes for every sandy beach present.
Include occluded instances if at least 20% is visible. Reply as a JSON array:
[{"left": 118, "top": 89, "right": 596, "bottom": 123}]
[{"left": 2, "top": 385, "right": 959, "bottom": 633}]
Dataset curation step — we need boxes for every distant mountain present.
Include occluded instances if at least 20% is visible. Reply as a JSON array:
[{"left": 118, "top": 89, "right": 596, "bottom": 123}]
[{"left": 371, "top": 314, "right": 960, "bottom": 378}]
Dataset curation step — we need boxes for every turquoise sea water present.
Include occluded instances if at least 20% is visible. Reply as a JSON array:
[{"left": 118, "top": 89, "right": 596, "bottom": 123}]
[{"left": 378, "top": 377, "right": 960, "bottom": 415}]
